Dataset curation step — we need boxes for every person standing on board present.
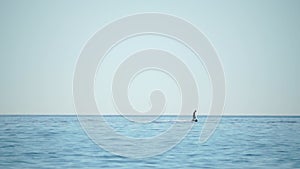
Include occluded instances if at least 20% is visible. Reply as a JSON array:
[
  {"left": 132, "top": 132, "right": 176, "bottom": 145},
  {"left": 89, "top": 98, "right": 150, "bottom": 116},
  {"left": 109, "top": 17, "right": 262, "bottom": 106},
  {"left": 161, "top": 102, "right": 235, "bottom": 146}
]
[{"left": 192, "top": 110, "right": 198, "bottom": 122}]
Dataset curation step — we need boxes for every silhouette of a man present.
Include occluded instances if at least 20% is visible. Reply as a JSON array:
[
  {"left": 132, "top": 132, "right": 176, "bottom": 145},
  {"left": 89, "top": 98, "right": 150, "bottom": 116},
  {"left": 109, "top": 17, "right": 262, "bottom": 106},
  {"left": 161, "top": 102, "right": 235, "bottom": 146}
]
[{"left": 192, "top": 110, "right": 198, "bottom": 122}]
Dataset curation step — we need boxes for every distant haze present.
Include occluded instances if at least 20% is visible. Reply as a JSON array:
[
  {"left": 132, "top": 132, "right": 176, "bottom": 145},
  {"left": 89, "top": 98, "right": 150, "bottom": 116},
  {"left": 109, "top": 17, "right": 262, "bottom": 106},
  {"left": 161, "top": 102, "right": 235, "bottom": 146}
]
[{"left": 0, "top": 1, "right": 299, "bottom": 115}]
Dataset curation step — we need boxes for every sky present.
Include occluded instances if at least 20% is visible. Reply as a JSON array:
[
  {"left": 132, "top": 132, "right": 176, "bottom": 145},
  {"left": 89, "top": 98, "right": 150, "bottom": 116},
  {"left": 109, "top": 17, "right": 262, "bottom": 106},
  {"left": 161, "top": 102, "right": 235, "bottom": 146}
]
[{"left": 0, "top": 0, "right": 299, "bottom": 115}]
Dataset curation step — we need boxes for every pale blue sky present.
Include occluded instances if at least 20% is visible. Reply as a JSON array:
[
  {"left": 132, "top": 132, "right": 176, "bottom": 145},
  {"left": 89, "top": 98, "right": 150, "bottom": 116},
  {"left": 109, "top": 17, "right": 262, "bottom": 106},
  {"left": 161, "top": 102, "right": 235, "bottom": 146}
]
[{"left": 0, "top": 0, "right": 299, "bottom": 115}]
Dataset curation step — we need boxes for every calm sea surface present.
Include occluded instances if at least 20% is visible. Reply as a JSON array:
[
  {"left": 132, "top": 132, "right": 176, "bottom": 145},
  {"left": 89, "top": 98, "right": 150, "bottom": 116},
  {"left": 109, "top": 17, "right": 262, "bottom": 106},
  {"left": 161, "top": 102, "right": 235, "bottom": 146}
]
[{"left": 0, "top": 115, "right": 299, "bottom": 169}]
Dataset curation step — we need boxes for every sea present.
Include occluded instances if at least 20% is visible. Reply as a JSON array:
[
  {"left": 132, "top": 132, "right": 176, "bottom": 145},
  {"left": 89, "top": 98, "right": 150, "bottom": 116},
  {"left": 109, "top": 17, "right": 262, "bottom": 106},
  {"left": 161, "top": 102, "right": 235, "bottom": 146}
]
[{"left": 0, "top": 115, "right": 299, "bottom": 169}]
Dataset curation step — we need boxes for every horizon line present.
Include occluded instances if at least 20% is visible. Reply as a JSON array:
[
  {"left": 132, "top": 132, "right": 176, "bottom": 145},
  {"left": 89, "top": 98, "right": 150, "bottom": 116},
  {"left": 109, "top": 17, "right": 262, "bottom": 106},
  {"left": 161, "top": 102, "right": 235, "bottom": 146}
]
[{"left": 0, "top": 114, "right": 300, "bottom": 117}]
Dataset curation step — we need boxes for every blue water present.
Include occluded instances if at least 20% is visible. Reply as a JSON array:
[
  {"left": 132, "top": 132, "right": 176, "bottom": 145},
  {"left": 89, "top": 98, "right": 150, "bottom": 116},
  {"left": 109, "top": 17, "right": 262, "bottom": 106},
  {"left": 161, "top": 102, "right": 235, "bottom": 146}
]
[{"left": 0, "top": 116, "right": 300, "bottom": 169}]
